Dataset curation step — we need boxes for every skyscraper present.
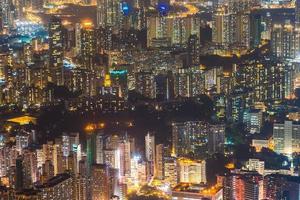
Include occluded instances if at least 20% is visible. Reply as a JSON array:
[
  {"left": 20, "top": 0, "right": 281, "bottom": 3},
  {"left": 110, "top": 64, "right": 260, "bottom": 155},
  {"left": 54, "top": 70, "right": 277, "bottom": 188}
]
[
  {"left": 15, "top": 156, "right": 24, "bottom": 191},
  {"left": 49, "top": 16, "right": 64, "bottom": 85},
  {"left": 208, "top": 124, "right": 225, "bottom": 155},
  {"left": 145, "top": 133, "right": 155, "bottom": 176},
  {"left": 86, "top": 131, "right": 97, "bottom": 169},
  {"left": 212, "top": 7, "right": 230, "bottom": 46},
  {"left": 37, "top": 173, "right": 75, "bottom": 199},
  {"left": 172, "top": 121, "right": 210, "bottom": 158},
  {"left": 147, "top": 15, "right": 200, "bottom": 47},
  {"left": 104, "top": 149, "right": 120, "bottom": 169},
  {"left": 250, "top": 12, "right": 262, "bottom": 48},
  {"left": 164, "top": 157, "right": 177, "bottom": 187},
  {"left": 187, "top": 34, "right": 200, "bottom": 67},
  {"left": 96, "top": 0, "right": 122, "bottom": 31},
  {"left": 236, "top": 12, "right": 250, "bottom": 48},
  {"left": 223, "top": 171, "right": 263, "bottom": 200},
  {"left": 296, "top": 0, "right": 300, "bottom": 27},
  {"left": 91, "top": 164, "right": 111, "bottom": 200},
  {"left": 96, "top": 132, "right": 105, "bottom": 164},
  {"left": 62, "top": 133, "right": 70, "bottom": 157},
  {"left": 145, "top": 133, "right": 155, "bottom": 162},
  {"left": 96, "top": 26, "right": 113, "bottom": 51},
  {"left": 243, "top": 109, "right": 263, "bottom": 134},
  {"left": 135, "top": 71, "right": 155, "bottom": 98},
  {"left": 213, "top": 6, "right": 250, "bottom": 49},
  {"left": 155, "top": 144, "right": 164, "bottom": 180},
  {"left": 264, "top": 174, "right": 300, "bottom": 199},
  {"left": 52, "top": 144, "right": 64, "bottom": 176},
  {"left": 0, "top": 9, "right": 3, "bottom": 34},
  {"left": 0, "top": 0, "right": 13, "bottom": 32},
  {"left": 154, "top": 72, "right": 174, "bottom": 101},
  {"left": 16, "top": 134, "right": 29, "bottom": 154},
  {"left": 119, "top": 139, "right": 131, "bottom": 176},
  {"left": 174, "top": 68, "right": 204, "bottom": 98},
  {"left": 273, "top": 120, "right": 300, "bottom": 155},
  {"left": 81, "top": 22, "right": 96, "bottom": 70},
  {"left": 271, "top": 21, "right": 300, "bottom": 59},
  {"left": 23, "top": 149, "right": 38, "bottom": 186}
]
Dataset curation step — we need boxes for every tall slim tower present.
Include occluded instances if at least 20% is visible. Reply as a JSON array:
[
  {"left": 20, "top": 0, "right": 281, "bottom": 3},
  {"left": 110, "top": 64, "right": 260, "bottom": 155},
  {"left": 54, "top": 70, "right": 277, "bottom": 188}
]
[
  {"left": 49, "top": 16, "right": 64, "bottom": 85},
  {"left": 296, "top": 0, "right": 300, "bottom": 27},
  {"left": 145, "top": 133, "right": 155, "bottom": 162},
  {"left": 81, "top": 21, "right": 96, "bottom": 70},
  {"left": 0, "top": 0, "right": 13, "bottom": 31},
  {"left": 212, "top": 7, "right": 229, "bottom": 45},
  {"left": 91, "top": 164, "right": 115, "bottom": 200},
  {"left": 145, "top": 132, "right": 155, "bottom": 176},
  {"left": 96, "top": 131, "right": 105, "bottom": 164},
  {"left": 0, "top": 9, "right": 3, "bottom": 34},
  {"left": 187, "top": 34, "right": 200, "bottom": 67}
]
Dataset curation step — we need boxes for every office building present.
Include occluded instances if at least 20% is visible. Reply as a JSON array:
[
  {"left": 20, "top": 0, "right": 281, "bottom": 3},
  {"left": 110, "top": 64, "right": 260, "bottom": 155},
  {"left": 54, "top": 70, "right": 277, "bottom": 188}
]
[
  {"left": 273, "top": 120, "right": 300, "bottom": 155},
  {"left": 243, "top": 109, "right": 263, "bottom": 134},
  {"left": 247, "top": 159, "right": 265, "bottom": 175},
  {"left": 208, "top": 124, "right": 225, "bottom": 155},
  {"left": 155, "top": 144, "right": 164, "bottom": 179},
  {"left": 178, "top": 158, "right": 206, "bottom": 184}
]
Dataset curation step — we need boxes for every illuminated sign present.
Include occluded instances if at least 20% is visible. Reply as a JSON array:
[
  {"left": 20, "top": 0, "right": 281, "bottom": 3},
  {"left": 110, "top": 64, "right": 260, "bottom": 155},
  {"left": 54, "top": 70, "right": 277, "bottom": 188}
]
[
  {"left": 109, "top": 69, "right": 128, "bottom": 75},
  {"left": 72, "top": 144, "right": 78, "bottom": 152},
  {"left": 157, "top": 3, "right": 170, "bottom": 16},
  {"left": 63, "top": 59, "right": 76, "bottom": 69},
  {"left": 121, "top": 2, "right": 131, "bottom": 16},
  {"left": 0, "top": 78, "right": 5, "bottom": 84}
]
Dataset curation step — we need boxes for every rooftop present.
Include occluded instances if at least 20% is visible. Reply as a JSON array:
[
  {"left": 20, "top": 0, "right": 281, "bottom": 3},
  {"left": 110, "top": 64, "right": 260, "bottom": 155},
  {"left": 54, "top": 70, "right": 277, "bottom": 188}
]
[{"left": 37, "top": 173, "right": 71, "bottom": 188}]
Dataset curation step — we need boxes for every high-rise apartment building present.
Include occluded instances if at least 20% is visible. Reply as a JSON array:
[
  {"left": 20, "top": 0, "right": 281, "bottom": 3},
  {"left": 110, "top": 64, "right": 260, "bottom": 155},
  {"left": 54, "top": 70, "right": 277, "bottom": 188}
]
[
  {"left": 223, "top": 171, "right": 263, "bottom": 200},
  {"left": 37, "top": 173, "right": 75, "bottom": 199},
  {"left": 212, "top": 7, "right": 250, "bottom": 48},
  {"left": 271, "top": 21, "right": 300, "bottom": 59},
  {"left": 296, "top": 0, "right": 300, "bottom": 27},
  {"left": 96, "top": 0, "right": 122, "bottom": 31},
  {"left": 273, "top": 120, "right": 300, "bottom": 155},
  {"left": 243, "top": 109, "right": 263, "bottom": 134},
  {"left": 49, "top": 16, "right": 64, "bottom": 85},
  {"left": 147, "top": 15, "right": 200, "bottom": 47},
  {"left": 172, "top": 121, "right": 225, "bottom": 158},
  {"left": 80, "top": 22, "right": 96, "bottom": 70},
  {"left": 135, "top": 71, "right": 155, "bottom": 99},
  {"left": 91, "top": 164, "right": 115, "bottom": 200}
]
